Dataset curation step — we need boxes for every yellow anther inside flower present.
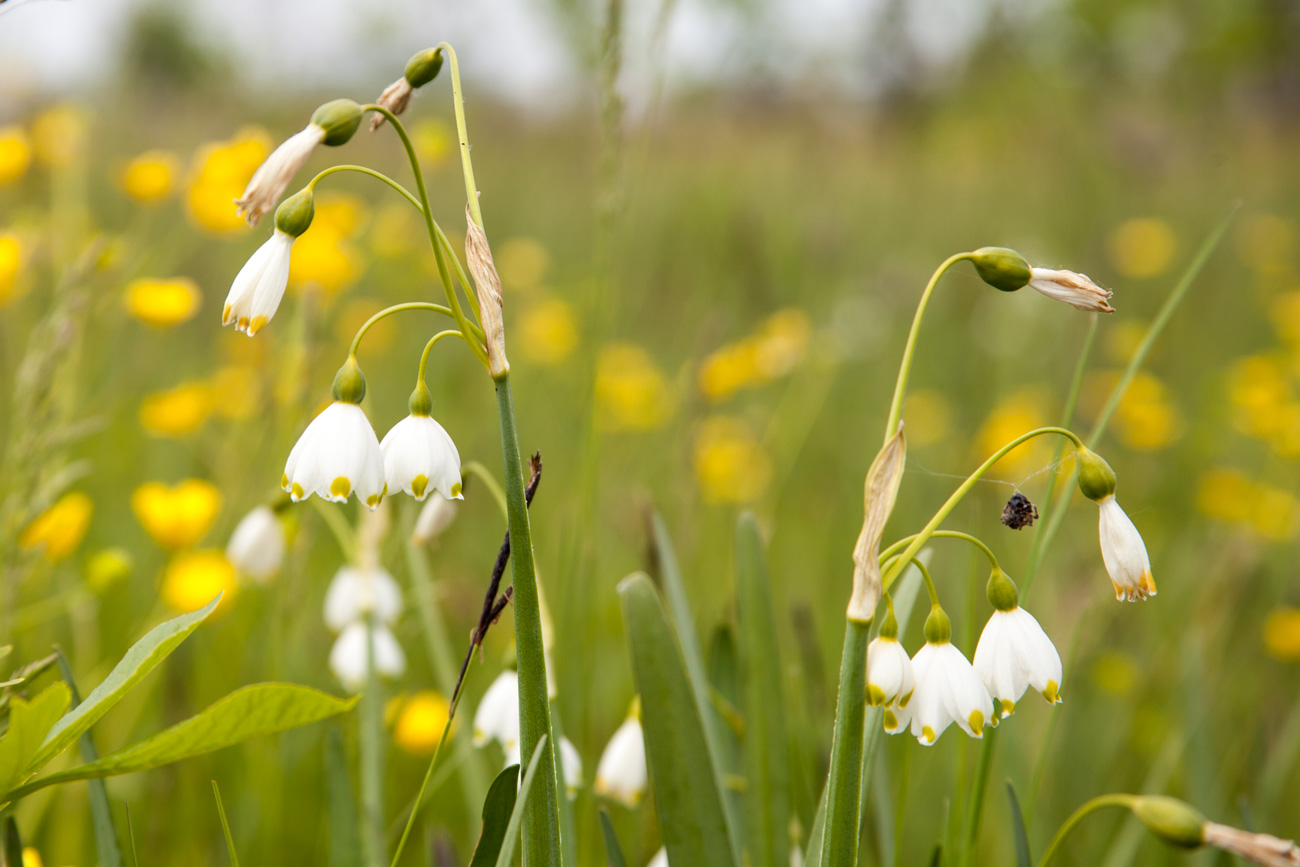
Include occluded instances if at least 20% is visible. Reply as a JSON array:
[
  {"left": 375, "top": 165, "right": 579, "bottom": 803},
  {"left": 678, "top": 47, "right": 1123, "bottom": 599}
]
[
  {"left": 19, "top": 492, "right": 93, "bottom": 560},
  {"left": 161, "top": 550, "right": 236, "bottom": 613},
  {"left": 0, "top": 127, "right": 31, "bottom": 185},
  {"left": 125, "top": 278, "right": 202, "bottom": 327},
  {"left": 968, "top": 710, "right": 984, "bottom": 737},
  {"left": 393, "top": 691, "right": 453, "bottom": 755},
  {"left": 140, "top": 382, "right": 214, "bottom": 437},
  {"left": 411, "top": 474, "right": 428, "bottom": 498},
  {"left": 132, "top": 480, "right": 222, "bottom": 549},
  {"left": 0, "top": 234, "right": 24, "bottom": 306},
  {"left": 693, "top": 416, "right": 771, "bottom": 504},
  {"left": 121, "top": 150, "right": 180, "bottom": 203},
  {"left": 330, "top": 477, "right": 352, "bottom": 498}
]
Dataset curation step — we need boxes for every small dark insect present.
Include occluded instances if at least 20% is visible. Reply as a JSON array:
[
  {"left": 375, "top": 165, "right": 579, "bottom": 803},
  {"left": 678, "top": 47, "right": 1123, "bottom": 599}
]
[{"left": 1001, "top": 492, "right": 1038, "bottom": 530}]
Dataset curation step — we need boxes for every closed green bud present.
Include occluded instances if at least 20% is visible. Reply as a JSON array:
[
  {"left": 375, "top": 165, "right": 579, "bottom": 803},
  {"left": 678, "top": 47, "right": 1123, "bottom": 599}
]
[
  {"left": 1075, "top": 446, "right": 1117, "bottom": 501},
  {"left": 971, "top": 247, "right": 1032, "bottom": 292},
  {"left": 1132, "top": 796, "right": 1207, "bottom": 849},
  {"left": 332, "top": 356, "right": 367, "bottom": 404},
  {"left": 986, "top": 568, "right": 1019, "bottom": 611},
  {"left": 879, "top": 598, "right": 899, "bottom": 639},
  {"left": 311, "top": 99, "right": 364, "bottom": 147},
  {"left": 405, "top": 48, "right": 444, "bottom": 89},
  {"left": 924, "top": 604, "right": 951, "bottom": 644},
  {"left": 274, "top": 188, "right": 314, "bottom": 237}
]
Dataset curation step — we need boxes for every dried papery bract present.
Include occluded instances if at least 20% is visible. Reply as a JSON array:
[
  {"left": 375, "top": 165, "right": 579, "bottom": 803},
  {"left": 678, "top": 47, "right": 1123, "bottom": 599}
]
[
  {"left": 848, "top": 422, "right": 906, "bottom": 622},
  {"left": 1204, "top": 823, "right": 1300, "bottom": 866},
  {"left": 370, "top": 48, "right": 444, "bottom": 131},
  {"left": 465, "top": 206, "right": 509, "bottom": 379}
]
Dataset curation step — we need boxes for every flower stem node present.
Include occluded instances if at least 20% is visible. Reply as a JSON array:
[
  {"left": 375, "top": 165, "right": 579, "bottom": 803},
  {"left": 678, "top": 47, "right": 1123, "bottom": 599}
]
[
  {"left": 405, "top": 48, "right": 445, "bottom": 88},
  {"left": 923, "top": 604, "right": 951, "bottom": 644},
  {"left": 1131, "top": 796, "right": 1208, "bottom": 849},
  {"left": 408, "top": 381, "right": 433, "bottom": 417},
  {"left": 971, "top": 247, "right": 1032, "bottom": 292},
  {"left": 274, "top": 188, "right": 314, "bottom": 238},
  {"left": 332, "top": 356, "right": 367, "bottom": 404},
  {"left": 1075, "top": 446, "right": 1117, "bottom": 501},
  {"left": 986, "top": 568, "right": 1020, "bottom": 611},
  {"left": 311, "top": 99, "right": 364, "bottom": 147}
]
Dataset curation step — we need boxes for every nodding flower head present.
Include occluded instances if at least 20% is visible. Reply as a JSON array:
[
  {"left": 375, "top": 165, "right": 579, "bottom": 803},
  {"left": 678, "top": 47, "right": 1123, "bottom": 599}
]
[
  {"left": 1097, "top": 495, "right": 1157, "bottom": 601},
  {"left": 371, "top": 48, "right": 444, "bottom": 131},
  {"left": 282, "top": 399, "right": 386, "bottom": 509},
  {"left": 222, "top": 230, "right": 293, "bottom": 336},
  {"left": 225, "top": 505, "right": 285, "bottom": 584},
  {"left": 323, "top": 565, "right": 403, "bottom": 632},
  {"left": 594, "top": 710, "right": 647, "bottom": 808},
  {"left": 887, "top": 607, "right": 994, "bottom": 745},
  {"left": 380, "top": 386, "right": 463, "bottom": 502},
  {"left": 973, "top": 573, "right": 1063, "bottom": 718}
]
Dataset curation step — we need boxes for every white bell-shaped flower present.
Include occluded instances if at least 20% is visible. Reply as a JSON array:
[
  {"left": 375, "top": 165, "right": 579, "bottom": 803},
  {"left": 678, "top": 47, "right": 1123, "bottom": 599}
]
[
  {"left": 283, "top": 402, "right": 386, "bottom": 509},
  {"left": 225, "top": 505, "right": 284, "bottom": 584},
  {"left": 473, "top": 670, "right": 519, "bottom": 748},
  {"left": 867, "top": 636, "right": 914, "bottom": 709},
  {"left": 222, "top": 231, "right": 293, "bottom": 336},
  {"left": 1097, "top": 495, "right": 1156, "bottom": 601},
  {"left": 974, "top": 607, "right": 1063, "bottom": 718},
  {"left": 323, "top": 566, "right": 402, "bottom": 631},
  {"left": 411, "top": 493, "right": 458, "bottom": 544},
  {"left": 235, "top": 126, "right": 324, "bottom": 227},
  {"left": 594, "top": 712, "right": 647, "bottom": 807},
  {"left": 380, "top": 412, "right": 463, "bottom": 502},
  {"left": 888, "top": 607, "right": 993, "bottom": 745},
  {"left": 648, "top": 848, "right": 669, "bottom": 867},
  {"left": 1028, "top": 267, "right": 1114, "bottom": 313},
  {"left": 328, "top": 621, "right": 406, "bottom": 692},
  {"left": 502, "top": 735, "right": 584, "bottom": 800}
]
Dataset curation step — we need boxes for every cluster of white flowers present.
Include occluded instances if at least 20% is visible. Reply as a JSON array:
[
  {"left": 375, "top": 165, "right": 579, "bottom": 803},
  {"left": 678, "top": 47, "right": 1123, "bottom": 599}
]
[
  {"left": 472, "top": 670, "right": 584, "bottom": 798},
  {"left": 324, "top": 565, "right": 408, "bottom": 692}
]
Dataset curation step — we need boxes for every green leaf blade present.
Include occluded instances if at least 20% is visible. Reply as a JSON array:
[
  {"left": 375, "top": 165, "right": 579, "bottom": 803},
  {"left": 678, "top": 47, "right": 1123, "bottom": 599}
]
[
  {"left": 0, "top": 683, "right": 71, "bottom": 798},
  {"left": 1006, "top": 781, "right": 1032, "bottom": 867},
  {"left": 494, "top": 734, "right": 547, "bottom": 867},
  {"left": 599, "top": 808, "right": 630, "bottom": 867},
  {"left": 468, "top": 765, "right": 520, "bottom": 867}
]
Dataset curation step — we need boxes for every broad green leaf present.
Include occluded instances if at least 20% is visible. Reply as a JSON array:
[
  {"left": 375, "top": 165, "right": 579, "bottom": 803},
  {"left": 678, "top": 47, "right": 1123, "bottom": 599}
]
[
  {"left": 1006, "top": 781, "right": 1032, "bottom": 867},
  {"left": 494, "top": 734, "right": 547, "bottom": 867},
  {"left": 468, "top": 765, "right": 519, "bottom": 867},
  {"left": 735, "top": 512, "right": 790, "bottom": 867},
  {"left": 212, "top": 780, "right": 240, "bottom": 867},
  {"left": 618, "top": 573, "right": 738, "bottom": 867},
  {"left": 10, "top": 682, "right": 354, "bottom": 799},
  {"left": 598, "top": 808, "right": 629, "bottom": 867},
  {"left": 325, "top": 728, "right": 362, "bottom": 867},
  {"left": 56, "top": 649, "right": 122, "bottom": 867},
  {"left": 28, "top": 595, "right": 220, "bottom": 775},
  {"left": 0, "top": 683, "right": 70, "bottom": 800}
]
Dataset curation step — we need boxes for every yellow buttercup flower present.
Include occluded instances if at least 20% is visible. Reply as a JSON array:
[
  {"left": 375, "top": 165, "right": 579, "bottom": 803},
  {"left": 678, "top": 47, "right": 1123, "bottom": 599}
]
[
  {"left": 1236, "top": 213, "right": 1296, "bottom": 276},
  {"left": 1196, "top": 468, "right": 1257, "bottom": 524},
  {"left": 699, "top": 340, "right": 760, "bottom": 401},
  {"left": 1227, "top": 355, "right": 1293, "bottom": 440},
  {"left": 124, "top": 278, "right": 202, "bottom": 327},
  {"left": 902, "top": 388, "right": 952, "bottom": 447},
  {"left": 31, "top": 105, "right": 86, "bottom": 168},
  {"left": 693, "top": 416, "right": 771, "bottom": 504},
  {"left": 0, "top": 127, "right": 31, "bottom": 186},
  {"left": 369, "top": 202, "right": 421, "bottom": 258},
  {"left": 1269, "top": 291, "right": 1300, "bottom": 346},
  {"left": 1113, "top": 372, "right": 1182, "bottom": 452},
  {"left": 314, "top": 193, "right": 368, "bottom": 236},
  {"left": 1103, "top": 320, "right": 1147, "bottom": 364},
  {"left": 132, "top": 480, "right": 222, "bottom": 549},
  {"left": 0, "top": 234, "right": 25, "bottom": 307},
  {"left": 411, "top": 118, "right": 452, "bottom": 166},
  {"left": 1248, "top": 485, "right": 1300, "bottom": 541},
  {"left": 85, "top": 548, "right": 132, "bottom": 593},
  {"left": 290, "top": 228, "right": 363, "bottom": 293},
  {"left": 1108, "top": 218, "right": 1176, "bottom": 279},
  {"left": 975, "top": 387, "right": 1050, "bottom": 476},
  {"left": 186, "top": 128, "right": 271, "bottom": 236},
  {"left": 498, "top": 237, "right": 551, "bottom": 292},
  {"left": 393, "top": 691, "right": 454, "bottom": 755},
  {"left": 161, "top": 550, "right": 236, "bottom": 613},
  {"left": 518, "top": 297, "right": 579, "bottom": 366},
  {"left": 140, "top": 382, "right": 214, "bottom": 437},
  {"left": 19, "top": 492, "right": 93, "bottom": 561},
  {"left": 753, "top": 308, "right": 811, "bottom": 379},
  {"left": 595, "top": 344, "right": 675, "bottom": 431},
  {"left": 121, "top": 150, "right": 180, "bottom": 203},
  {"left": 1264, "top": 607, "right": 1300, "bottom": 662},
  {"left": 210, "top": 366, "right": 261, "bottom": 420}
]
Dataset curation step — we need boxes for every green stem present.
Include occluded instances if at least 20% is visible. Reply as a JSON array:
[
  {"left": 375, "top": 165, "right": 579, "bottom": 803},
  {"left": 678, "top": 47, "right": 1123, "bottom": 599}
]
[
  {"left": 348, "top": 302, "right": 476, "bottom": 358},
  {"left": 883, "top": 252, "right": 975, "bottom": 443},
  {"left": 494, "top": 374, "right": 563, "bottom": 867},
  {"left": 389, "top": 698, "right": 460, "bottom": 867},
  {"left": 958, "top": 727, "right": 997, "bottom": 867},
  {"left": 820, "top": 620, "right": 870, "bottom": 867},
  {"left": 461, "top": 461, "right": 508, "bottom": 520},
  {"left": 879, "top": 531, "right": 999, "bottom": 572},
  {"left": 361, "top": 613, "right": 386, "bottom": 867},
  {"left": 432, "top": 220, "right": 482, "bottom": 321},
  {"left": 416, "top": 329, "right": 467, "bottom": 388},
  {"left": 1037, "top": 795, "right": 1136, "bottom": 867},
  {"left": 311, "top": 498, "right": 357, "bottom": 562},
  {"left": 434, "top": 43, "right": 484, "bottom": 229},
  {"left": 307, "top": 165, "right": 423, "bottom": 211}
]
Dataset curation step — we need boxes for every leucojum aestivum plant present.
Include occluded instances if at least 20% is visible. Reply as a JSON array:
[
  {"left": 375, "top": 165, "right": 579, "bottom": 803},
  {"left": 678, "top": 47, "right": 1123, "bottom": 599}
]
[{"left": 187, "top": 41, "right": 1295, "bottom": 867}]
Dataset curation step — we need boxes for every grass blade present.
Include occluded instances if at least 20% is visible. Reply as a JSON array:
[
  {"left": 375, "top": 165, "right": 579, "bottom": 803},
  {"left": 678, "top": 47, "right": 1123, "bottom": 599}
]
[
  {"left": 1006, "top": 781, "right": 1032, "bottom": 867},
  {"left": 468, "top": 765, "right": 519, "bottom": 867},
  {"left": 598, "top": 808, "right": 630, "bottom": 867},
  {"left": 211, "top": 780, "right": 239, "bottom": 867},
  {"left": 56, "top": 648, "right": 122, "bottom": 867},
  {"left": 493, "top": 734, "right": 547, "bottom": 867}
]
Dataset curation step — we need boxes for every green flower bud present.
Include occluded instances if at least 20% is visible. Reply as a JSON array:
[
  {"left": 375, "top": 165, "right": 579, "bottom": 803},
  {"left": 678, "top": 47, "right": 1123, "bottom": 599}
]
[
  {"left": 878, "top": 598, "right": 899, "bottom": 639},
  {"left": 971, "top": 247, "right": 1032, "bottom": 292},
  {"left": 408, "top": 381, "right": 433, "bottom": 416},
  {"left": 986, "top": 568, "right": 1019, "bottom": 612},
  {"left": 405, "top": 48, "right": 444, "bottom": 89},
  {"left": 332, "top": 356, "right": 367, "bottom": 404},
  {"left": 1131, "top": 796, "right": 1207, "bottom": 849},
  {"left": 274, "top": 188, "right": 314, "bottom": 238},
  {"left": 1075, "top": 446, "right": 1117, "bottom": 501},
  {"left": 311, "top": 99, "right": 364, "bottom": 147},
  {"left": 924, "top": 604, "right": 951, "bottom": 644}
]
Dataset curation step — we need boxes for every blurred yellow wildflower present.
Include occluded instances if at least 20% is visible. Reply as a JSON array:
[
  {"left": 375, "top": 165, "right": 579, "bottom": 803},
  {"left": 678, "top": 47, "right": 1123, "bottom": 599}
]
[
  {"left": 31, "top": 105, "right": 86, "bottom": 168},
  {"left": 694, "top": 416, "right": 771, "bottom": 503},
  {"left": 140, "top": 382, "right": 214, "bottom": 437},
  {"left": 1236, "top": 213, "right": 1295, "bottom": 276},
  {"left": 21, "top": 847, "right": 42, "bottom": 867},
  {"left": 699, "top": 340, "right": 760, "bottom": 401},
  {"left": 335, "top": 299, "right": 396, "bottom": 353},
  {"left": 290, "top": 230, "right": 363, "bottom": 294},
  {"left": 1108, "top": 218, "right": 1176, "bottom": 279},
  {"left": 0, "top": 127, "right": 31, "bottom": 185},
  {"left": 1103, "top": 320, "right": 1147, "bottom": 364},
  {"left": 0, "top": 234, "right": 25, "bottom": 307},
  {"left": 210, "top": 366, "right": 261, "bottom": 420},
  {"left": 132, "top": 480, "right": 222, "bottom": 549},
  {"left": 518, "top": 297, "right": 579, "bottom": 366},
  {"left": 1226, "top": 355, "right": 1293, "bottom": 440},
  {"left": 902, "top": 389, "right": 952, "bottom": 447},
  {"left": 120, "top": 150, "right": 180, "bottom": 203},
  {"left": 498, "top": 237, "right": 551, "bottom": 292},
  {"left": 85, "top": 548, "right": 132, "bottom": 593},
  {"left": 162, "top": 550, "right": 236, "bottom": 613},
  {"left": 1248, "top": 486, "right": 1300, "bottom": 541},
  {"left": 314, "top": 193, "right": 368, "bottom": 237},
  {"left": 1196, "top": 468, "right": 1257, "bottom": 523},
  {"left": 974, "top": 387, "right": 1050, "bottom": 476},
  {"left": 187, "top": 128, "right": 271, "bottom": 236},
  {"left": 19, "top": 492, "right": 93, "bottom": 561},
  {"left": 1114, "top": 372, "right": 1183, "bottom": 451},
  {"left": 393, "top": 691, "right": 454, "bottom": 755},
  {"left": 753, "top": 309, "right": 811, "bottom": 379},
  {"left": 412, "top": 118, "right": 452, "bottom": 166},
  {"left": 369, "top": 202, "right": 421, "bottom": 258},
  {"left": 1264, "top": 607, "right": 1300, "bottom": 662},
  {"left": 595, "top": 344, "right": 674, "bottom": 431},
  {"left": 124, "top": 278, "right": 202, "bottom": 327},
  {"left": 1270, "top": 291, "right": 1300, "bottom": 346},
  {"left": 1090, "top": 651, "right": 1138, "bottom": 697}
]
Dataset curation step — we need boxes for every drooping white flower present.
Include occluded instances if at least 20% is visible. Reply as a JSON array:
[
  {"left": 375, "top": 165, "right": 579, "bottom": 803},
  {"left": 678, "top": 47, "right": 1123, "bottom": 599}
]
[
  {"left": 283, "top": 402, "right": 386, "bottom": 509},
  {"left": 890, "top": 640, "right": 994, "bottom": 746},
  {"left": 323, "top": 566, "right": 402, "bottom": 631},
  {"left": 502, "top": 735, "right": 584, "bottom": 800},
  {"left": 329, "top": 621, "right": 406, "bottom": 692},
  {"left": 473, "top": 670, "right": 519, "bottom": 748},
  {"left": 222, "top": 231, "right": 294, "bottom": 336},
  {"left": 380, "top": 414, "right": 462, "bottom": 501},
  {"left": 648, "top": 848, "right": 669, "bottom": 867},
  {"left": 594, "top": 715, "right": 647, "bottom": 807},
  {"left": 1097, "top": 495, "right": 1156, "bottom": 601},
  {"left": 973, "top": 607, "right": 1063, "bottom": 718},
  {"left": 866, "top": 635, "right": 914, "bottom": 709},
  {"left": 225, "top": 505, "right": 284, "bottom": 584},
  {"left": 411, "top": 492, "right": 458, "bottom": 544},
  {"left": 1028, "top": 267, "right": 1115, "bottom": 313},
  {"left": 235, "top": 126, "right": 325, "bottom": 227}
]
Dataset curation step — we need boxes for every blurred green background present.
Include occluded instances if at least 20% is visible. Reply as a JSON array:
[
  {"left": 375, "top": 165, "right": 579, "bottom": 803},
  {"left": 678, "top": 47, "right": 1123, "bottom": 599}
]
[{"left": 1, "top": 0, "right": 1299, "bottom": 864}]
